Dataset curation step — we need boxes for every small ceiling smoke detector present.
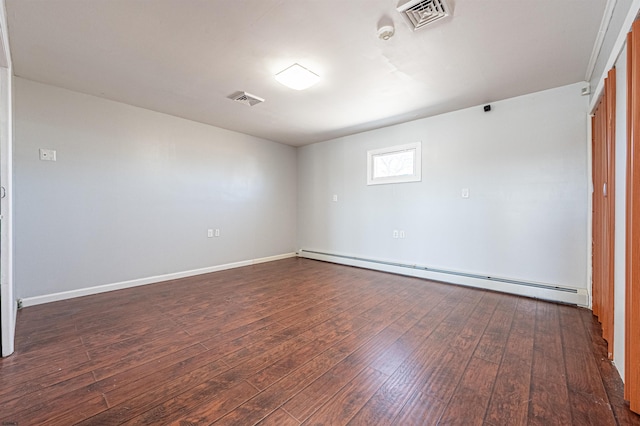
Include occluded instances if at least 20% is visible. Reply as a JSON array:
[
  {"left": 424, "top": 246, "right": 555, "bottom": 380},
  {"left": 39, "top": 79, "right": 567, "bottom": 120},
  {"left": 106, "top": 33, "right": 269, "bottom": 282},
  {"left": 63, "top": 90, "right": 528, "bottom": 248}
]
[
  {"left": 228, "top": 91, "right": 265, "bottom": 107},
  {"left": 397, "top": 0, "right": 451, "bottom": 31},
  {"left": 275, "top": 63, "right": 320, "bottom": 91},
  {"left": 378, "top": 25, "right": 395, "bottom": 40}
]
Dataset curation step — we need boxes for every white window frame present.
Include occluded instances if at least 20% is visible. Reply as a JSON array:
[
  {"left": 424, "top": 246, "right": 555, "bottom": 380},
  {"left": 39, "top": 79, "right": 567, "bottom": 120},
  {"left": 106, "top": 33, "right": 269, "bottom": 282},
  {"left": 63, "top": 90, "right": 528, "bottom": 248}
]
[{"left": 367, "top": 142, "right": 422, "bottom": 185}]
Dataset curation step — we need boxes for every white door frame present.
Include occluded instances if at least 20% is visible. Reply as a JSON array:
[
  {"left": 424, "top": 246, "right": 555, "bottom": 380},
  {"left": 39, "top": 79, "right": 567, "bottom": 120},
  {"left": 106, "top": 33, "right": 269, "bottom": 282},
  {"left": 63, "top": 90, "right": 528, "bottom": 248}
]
[{"left": 0, "top": 0, "right": 14, "bottom": 357}]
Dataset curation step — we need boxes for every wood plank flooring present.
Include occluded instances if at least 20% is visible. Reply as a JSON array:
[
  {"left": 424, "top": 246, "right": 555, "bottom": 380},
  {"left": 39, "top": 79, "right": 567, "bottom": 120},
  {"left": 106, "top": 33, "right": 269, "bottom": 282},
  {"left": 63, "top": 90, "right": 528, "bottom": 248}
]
[{"left": 1, "top": 257, "right": 639, "bottom": 425}]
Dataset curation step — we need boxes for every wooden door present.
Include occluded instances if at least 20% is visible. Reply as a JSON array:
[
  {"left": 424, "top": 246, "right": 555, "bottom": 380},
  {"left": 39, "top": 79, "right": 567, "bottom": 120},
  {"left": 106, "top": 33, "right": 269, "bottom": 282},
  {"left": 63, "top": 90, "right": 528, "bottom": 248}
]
[
  {"left": 592, "top": 68, "right": 616, "bottom": 360},
  {"left": 626, "top": 22, "right": 640, "bottom": 414}
]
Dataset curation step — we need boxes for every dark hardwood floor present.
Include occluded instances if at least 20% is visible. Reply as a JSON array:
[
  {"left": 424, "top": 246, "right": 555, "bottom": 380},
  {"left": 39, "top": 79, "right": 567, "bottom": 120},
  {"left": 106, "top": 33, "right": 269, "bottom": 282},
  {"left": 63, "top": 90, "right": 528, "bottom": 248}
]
[{"left": 1, "top": 257, "right": 639, "bottom": 425}]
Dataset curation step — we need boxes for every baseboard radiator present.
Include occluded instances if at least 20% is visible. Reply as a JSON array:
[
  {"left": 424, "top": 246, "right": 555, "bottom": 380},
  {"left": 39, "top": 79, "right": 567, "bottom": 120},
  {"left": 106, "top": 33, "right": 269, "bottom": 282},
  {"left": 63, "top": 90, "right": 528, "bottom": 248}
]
[{"left": 298, "top": 249, "right": 586, "bottom": 306}]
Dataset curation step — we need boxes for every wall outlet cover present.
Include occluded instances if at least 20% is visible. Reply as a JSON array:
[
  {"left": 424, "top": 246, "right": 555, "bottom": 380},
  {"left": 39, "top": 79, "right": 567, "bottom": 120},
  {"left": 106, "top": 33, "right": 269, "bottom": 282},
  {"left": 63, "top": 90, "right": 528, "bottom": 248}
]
[{"left": 39, "top": 148, "right": 57, "bottom": 161}]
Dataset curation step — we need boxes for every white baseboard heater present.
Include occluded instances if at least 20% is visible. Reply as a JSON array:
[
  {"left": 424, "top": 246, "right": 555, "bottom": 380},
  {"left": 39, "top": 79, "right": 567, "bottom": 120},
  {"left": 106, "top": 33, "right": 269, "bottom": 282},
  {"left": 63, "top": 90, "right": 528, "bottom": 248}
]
[{"left": 298, "top": 249, "right": 587, "bottom": 306}]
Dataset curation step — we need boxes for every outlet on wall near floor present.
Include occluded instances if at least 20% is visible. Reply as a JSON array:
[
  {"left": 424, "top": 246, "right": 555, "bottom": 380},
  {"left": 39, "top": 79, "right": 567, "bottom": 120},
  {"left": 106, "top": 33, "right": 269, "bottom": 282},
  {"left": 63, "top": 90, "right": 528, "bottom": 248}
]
[
  {"left": 207, "top": 229, "right": 213, "bottom": 238},
  {"left": 215, "top": 229, "right": 220, "bottom": 237},
  {"left": 393, "top": 230, "right": 399, "bottom": 239}
]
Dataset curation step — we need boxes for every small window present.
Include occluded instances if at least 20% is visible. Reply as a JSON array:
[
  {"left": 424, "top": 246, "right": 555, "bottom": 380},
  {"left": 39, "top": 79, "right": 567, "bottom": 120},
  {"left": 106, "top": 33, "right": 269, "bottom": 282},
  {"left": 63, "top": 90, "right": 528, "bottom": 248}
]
[{"left": 367, "top": 142, "right": 422, "bottom": 185}]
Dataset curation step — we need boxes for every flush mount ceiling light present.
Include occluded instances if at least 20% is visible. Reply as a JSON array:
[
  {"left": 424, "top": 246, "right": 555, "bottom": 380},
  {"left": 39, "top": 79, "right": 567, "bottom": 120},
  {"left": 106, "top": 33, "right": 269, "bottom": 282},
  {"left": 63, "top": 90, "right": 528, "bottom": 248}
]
[{"left": 275, "top": 63, "right": 320, "bottom": 90}]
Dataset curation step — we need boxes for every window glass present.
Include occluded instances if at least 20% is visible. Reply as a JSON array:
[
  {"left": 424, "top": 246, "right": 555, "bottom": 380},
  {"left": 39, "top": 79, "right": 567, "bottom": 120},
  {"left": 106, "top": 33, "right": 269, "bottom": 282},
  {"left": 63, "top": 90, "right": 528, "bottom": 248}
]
[{"left": 367, "top": 142, "right": 421, "bottom": 185}]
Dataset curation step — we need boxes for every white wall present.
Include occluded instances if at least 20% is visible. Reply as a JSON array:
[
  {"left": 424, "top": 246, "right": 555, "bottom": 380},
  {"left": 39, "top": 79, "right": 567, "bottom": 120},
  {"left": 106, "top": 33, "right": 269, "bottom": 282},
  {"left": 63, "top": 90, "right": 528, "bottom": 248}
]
[
  {"left": 13, "top": 78, "right": 297, "bottom": 300},
  {"left": 613, "top": 43, "right": 627, "bottom": 381},
  {"left": 298, "top": 83, "right": 589, "bottom": 303}
]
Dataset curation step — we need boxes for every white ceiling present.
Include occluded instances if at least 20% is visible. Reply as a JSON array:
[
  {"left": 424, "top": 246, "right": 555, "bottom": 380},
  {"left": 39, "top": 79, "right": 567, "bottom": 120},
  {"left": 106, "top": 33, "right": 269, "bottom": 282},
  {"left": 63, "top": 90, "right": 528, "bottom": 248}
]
[{"left": 5, "top": 0, "right": 606, "bottom": 146}]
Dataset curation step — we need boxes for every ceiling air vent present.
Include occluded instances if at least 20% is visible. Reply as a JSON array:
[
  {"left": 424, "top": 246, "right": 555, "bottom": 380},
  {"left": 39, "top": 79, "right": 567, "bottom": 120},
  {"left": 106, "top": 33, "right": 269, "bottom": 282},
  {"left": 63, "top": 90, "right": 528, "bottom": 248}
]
[
  {"left": 228, "top": 91, "right": 265, "bottom": 107},
  {"left": 397, "top": 0, "right": 451, "bottom": 31}
]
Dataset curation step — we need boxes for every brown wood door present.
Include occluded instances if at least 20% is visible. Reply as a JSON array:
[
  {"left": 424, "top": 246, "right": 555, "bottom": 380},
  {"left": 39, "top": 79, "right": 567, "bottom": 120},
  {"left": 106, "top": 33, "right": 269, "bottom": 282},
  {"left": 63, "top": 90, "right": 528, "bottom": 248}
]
[
  {"left": 626, "top": 21, "right": 640, "bottom": 414},
  {"left": 592, "top": 68, "right": 616, "bottom": 360}
]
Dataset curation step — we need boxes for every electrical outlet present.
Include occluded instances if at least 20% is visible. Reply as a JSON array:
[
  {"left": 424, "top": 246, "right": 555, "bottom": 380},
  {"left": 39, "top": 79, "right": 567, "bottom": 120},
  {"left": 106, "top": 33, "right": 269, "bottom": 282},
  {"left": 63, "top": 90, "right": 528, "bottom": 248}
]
[
  {"left": 39, "top": 148, "right": 57, "bottom": 161},
  {"left": 461, "top": 188, "right": 470, "bottom": 198},
  {"left": 393, "top": 230, "right": 399, "bottom": 239},
  {"left": 215, "top": 229, "right": 220, "bottom": 237},
  {"left": 332, "top": 194, "right": 338, "bottom": 202},
  {"left": 207, "top": 229, "right": 213, "bottom": 238},
  {"left": 399, "top": 230, "right": 406, "bottom": 239}
]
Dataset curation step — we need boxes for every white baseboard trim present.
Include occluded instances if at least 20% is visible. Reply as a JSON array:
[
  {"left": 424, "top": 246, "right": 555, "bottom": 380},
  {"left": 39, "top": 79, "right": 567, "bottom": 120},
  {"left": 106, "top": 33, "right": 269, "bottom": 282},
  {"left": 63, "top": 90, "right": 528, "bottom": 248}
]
[
  {"left": 298, "top": 250, "right": 589, "bottom": 306},
  {"left": 20, "top": 252, "right": 297, "bottom": 307}
]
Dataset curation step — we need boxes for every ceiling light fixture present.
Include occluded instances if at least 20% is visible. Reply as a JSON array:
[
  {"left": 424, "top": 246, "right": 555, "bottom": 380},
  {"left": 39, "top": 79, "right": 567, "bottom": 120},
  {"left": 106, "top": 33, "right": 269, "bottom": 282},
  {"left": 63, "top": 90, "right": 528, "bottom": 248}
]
[{"left": 275, "top": 63, "right": 320, "bottom": 91}]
